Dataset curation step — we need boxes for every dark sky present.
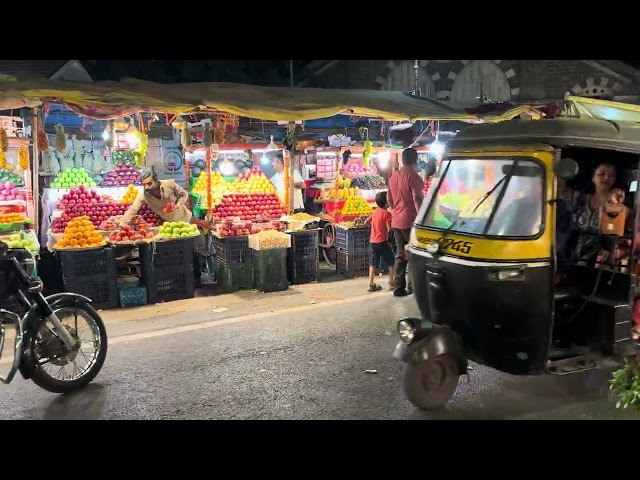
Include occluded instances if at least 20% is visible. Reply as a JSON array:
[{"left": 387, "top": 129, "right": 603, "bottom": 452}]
[{"left": 84, "top": 60, "right": 312, "bottom": 86}]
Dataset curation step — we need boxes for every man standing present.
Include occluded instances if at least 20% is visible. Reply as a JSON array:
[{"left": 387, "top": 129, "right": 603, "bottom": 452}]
[
  {"left": 271, "top": 154, "right": 305, "bottom": 212},
  {"left": 387, "top": 148, "right": 424, "bottom": 297}
]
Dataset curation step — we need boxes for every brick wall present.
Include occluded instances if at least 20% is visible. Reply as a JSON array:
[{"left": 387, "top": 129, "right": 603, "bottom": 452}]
[{"left": 306, "top": 60, "right": 638, "bottom": 101}]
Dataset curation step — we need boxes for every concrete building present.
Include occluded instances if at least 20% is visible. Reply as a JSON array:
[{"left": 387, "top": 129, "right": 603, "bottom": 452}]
[{"left": 297, "top": 60, "right": 640, "bottom": 106}]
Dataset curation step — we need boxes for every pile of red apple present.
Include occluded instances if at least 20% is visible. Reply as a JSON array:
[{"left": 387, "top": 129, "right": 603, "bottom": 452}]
[
  {"left": 51, "top": 186, "right": 162, "bottom": 232},
  {"left": 108, "top": 224, "right": 155, "bottom": 243},
  {"left": 100, "top": 163, "right": 141, "bottom": 187},
  {"left": 211, "top": 193, "right": 286, "bottom": 223},
  {"left": 218, "top": 218, "right": 285, "bottom": 237}
]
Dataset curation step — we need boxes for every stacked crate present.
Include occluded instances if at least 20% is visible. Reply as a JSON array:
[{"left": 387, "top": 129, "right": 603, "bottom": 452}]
[
  {"left": 139, "top": 238, "right": 195, "bottom": 303},
  {"left": 335, "top": 225, "right": 370, "bottom": 278},
  {"left": 58, "top": 247, "right": 119, "bottom": 309},
  {"left": 214, "top": 235, "right": 253, "bottom": 292},
  {"left": 287, "top": 229, "right": 320, "bottom": 284}
]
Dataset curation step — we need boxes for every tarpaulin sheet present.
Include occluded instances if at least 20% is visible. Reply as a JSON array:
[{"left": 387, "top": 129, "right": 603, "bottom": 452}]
[
  {"left": 565, "top": 95, "right": 640, "bottom": 123},
  {"left": 0, "top": 74, "right": 529, "bottom": 123}
]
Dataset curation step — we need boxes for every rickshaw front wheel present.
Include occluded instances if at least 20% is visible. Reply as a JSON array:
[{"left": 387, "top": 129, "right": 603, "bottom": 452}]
[{"left": 402, "top": 354, "right": 460, "bottom": 410}]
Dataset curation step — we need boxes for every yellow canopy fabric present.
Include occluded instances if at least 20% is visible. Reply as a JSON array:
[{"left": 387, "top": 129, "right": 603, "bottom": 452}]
[
  {"left": 0, "top": 74, "right": 529, "bottom": 123},
  {"left": 565, "top": 95, "right": 640, "bottom": 123}
]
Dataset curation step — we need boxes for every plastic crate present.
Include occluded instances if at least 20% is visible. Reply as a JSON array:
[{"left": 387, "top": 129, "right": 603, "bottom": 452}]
[
  {"left": 58, "top": 247, "right": 117, "bottom": 280},
  {"left": 63, "top": 275, "right": 119, "bottom": 310},
  {"left": 214, "top": 235, "right": 252, "bottom": 264},
  {"left": 335, "top": 226, "right": 370, "bottom": 253},
  {"left": 336, "top": 250, "right": 370, "bottom": 278},
  {"left": 289, "top": 229, "right": 320, "bottom": 258},
  {"left": 252, "top": 248, "right": 288, "bottom": 293},
  {"left": 139, "top": 237, "right": 195, "bottom": 272},
  {"left": 216, "top": 260, "right": 253, "bottom": 292},
  {"left": 145, "top": 268, "right": 195, "bottom": 304},
  {"left": 286, "top": 253, "right": 319, "bottom": 285},
  {"left": 118, "top": 280, "right": 148, "bottom": 308}
]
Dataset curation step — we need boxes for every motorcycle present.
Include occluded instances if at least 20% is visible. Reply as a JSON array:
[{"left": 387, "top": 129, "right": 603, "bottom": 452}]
[{"left": 0, "top": 242, "right": 107, "bottom": 393}]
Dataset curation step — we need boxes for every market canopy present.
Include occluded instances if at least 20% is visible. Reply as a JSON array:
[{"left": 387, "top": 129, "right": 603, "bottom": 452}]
[
  {"left": 564, "top": 94, "right": 640, "bottom": 123},
  {"left": 0, "top": 74, "right": 530, "bottom": 123}
]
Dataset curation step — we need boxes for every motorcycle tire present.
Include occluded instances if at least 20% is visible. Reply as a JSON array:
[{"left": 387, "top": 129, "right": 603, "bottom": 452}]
[{"left": 30, "top": 302, "right": 108, "bottom": 394}]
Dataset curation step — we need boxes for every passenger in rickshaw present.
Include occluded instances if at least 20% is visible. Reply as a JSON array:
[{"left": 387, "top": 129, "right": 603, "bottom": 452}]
[{"left": 561, "top": 161, "right": 640, "bottom": 339}]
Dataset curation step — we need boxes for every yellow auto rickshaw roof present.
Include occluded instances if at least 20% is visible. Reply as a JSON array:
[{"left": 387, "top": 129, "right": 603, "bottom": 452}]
[{"left": 450, "top": 117, "right": 640, "bottom": 154}]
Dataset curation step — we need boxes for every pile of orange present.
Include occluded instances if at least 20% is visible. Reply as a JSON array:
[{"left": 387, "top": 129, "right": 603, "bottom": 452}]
[
  {"left": 54, "top": 216, "right": 106, "bottom": 249},
  {"left": 0, "top": 213, "right": 26, "bottom": 224}
]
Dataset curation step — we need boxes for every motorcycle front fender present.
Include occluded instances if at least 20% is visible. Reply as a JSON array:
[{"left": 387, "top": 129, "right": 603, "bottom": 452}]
[
  {"left": 19, "top": 292, "right": 94, "bottom": 380},
  {"left": 393, "top": 323, "right": 468, "bottom": 375}
]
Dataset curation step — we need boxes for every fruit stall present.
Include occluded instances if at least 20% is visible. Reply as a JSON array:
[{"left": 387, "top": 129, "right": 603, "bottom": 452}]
[{"left": 0, "top": 117, "right": 40, "bottom": 259}]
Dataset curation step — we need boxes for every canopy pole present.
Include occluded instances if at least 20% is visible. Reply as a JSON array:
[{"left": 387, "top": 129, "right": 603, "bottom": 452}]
[{"left": 31, "top": 107, "right": 40, "bottom": 236}]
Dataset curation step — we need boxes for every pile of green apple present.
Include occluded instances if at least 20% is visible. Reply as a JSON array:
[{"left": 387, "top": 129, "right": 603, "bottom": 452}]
[
  {"left": 3, "top": 232, "right": 38, "bottom": 254},
  {"left": 51, "top": 168, "right": 97, "bottom": 189},
  {"left": 159, "top": 221, "right": 200, "bottom": 239}
]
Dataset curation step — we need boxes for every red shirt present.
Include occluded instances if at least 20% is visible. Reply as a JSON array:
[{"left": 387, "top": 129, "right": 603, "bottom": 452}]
[
  {"left": 387, "top": 167, "right": 424, "bottom": 230},
  {"left": 370, "top": 208, "right": 393, "bottom": 243}
]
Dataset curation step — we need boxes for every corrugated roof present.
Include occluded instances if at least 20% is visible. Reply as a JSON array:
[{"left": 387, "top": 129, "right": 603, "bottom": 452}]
[{"left": 0, "top": 60, "right": 68, "bottom": 78}]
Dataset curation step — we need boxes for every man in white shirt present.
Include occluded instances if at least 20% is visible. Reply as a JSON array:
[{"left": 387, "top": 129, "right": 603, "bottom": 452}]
[{"left": 271, "top": 154, "right": 306, "bottom": 212}]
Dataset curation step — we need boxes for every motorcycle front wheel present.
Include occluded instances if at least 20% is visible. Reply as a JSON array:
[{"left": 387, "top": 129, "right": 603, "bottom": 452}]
[{"left": 30, "top": 303, "right": 108, "bottom": 394}]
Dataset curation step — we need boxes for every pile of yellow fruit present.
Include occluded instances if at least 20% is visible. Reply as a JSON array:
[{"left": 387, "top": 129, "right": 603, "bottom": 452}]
[
  {"left": 121, "top": 184, "right": 139, "bottom": 204},
  {"left": 192, "top": 171, "right": 229, "bottom": 195},
  {"left": 232, "top": 171, "right": 276, "bottom": 195},
  {"left": 54, "top": 216, "right": 106, "bottom": 249},
  {"left": 321, "top": 186, "right": 360, "bottom": 200},
  {"left": 341, "top": 196, "right": 373, "bottom": 216}
]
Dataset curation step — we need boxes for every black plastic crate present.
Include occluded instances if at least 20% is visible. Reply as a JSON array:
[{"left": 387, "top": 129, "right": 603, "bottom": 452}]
[
  {"left": 336, "top": 250, "right": 370, "bottom": 278},
  {"left": 214, "top": 235, "right": 252, "bottom": 264},
  {"left": 58, "top": 247, "right": 117, "bottom": 280},
  {"left": 253, "top": 249, "right": 288, "bottom": 293},
  {"left": 145, "top": 268, "right": 195, "bottom": 304},
  {"left": 63, "top": 275, "right": 119, "bottom": 310},
  {"left": 286, "top": 253, "right": 319, "bottom": 284},
  {"left": 335, "top": 226, "right": 370, "bottom": 253},
  {"left": 139, "top": 237, "right": 195, "bottom": 272},
  {"left": 216, "top": 260, "right": 253, "bottom": 292},
  {"left": 289, "top": 229, "right": 320, "bottom": 258}
]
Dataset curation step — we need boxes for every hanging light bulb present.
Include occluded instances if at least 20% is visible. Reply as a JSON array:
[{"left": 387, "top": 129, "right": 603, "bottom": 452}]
[
  {"left": 260, "top": 154, "right": 269, "bottom": 165},
  {"left": 266, "top": 135, "right": 278, "bottom": 150},
  {"left": 102, "top": 124, "right": 110, "bottom": 141},
  {"left": 171, "top": 115, "right": 186, "bottom": 131},
  {"left": 126, "top": 123, "right": 140, "bottom": 149}
]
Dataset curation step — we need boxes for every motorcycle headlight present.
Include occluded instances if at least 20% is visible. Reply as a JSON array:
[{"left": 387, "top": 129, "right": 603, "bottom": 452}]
[{"left": 398, "top": 319, "right": 417, "bottom": 343}]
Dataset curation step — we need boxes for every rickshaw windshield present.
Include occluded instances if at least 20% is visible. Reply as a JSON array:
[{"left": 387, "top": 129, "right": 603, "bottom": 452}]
[{"left": 419, "top": 158, "right": 545, "bottom": 238}]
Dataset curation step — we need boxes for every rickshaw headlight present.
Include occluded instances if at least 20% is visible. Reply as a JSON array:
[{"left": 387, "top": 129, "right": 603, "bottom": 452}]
[
  {"left": 398, "top": 319, "right": 417, "bottom": 343},
  {"left": 425, "top": 241, "right": 440, "bottom": 254}
]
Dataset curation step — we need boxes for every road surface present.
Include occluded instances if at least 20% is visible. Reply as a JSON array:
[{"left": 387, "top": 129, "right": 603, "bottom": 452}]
[{"left": 0, "top": 284, "right": 636, "bottom": 420}]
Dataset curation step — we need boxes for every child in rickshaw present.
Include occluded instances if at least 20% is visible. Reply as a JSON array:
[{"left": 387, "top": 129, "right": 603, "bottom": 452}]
[{"left": 364, "top": 191, "right": 395, "bottom": 292}]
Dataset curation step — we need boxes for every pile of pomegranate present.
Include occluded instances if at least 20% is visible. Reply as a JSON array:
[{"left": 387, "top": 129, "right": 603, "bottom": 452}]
[
  {"left": 212, "top": 193, "right": 286, "bottom": 223},
  {"left": 51, "top": 186, "right": 161, "bottom": 232},
  {"left": 108, "top": 224, "right": 156, "bottom": 243},
  {"left": 100, "top": 163, "right": 142, "bottom": 187}
]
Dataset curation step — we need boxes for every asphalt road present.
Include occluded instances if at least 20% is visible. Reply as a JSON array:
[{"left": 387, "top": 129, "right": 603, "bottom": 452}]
[{"left": 0, "top": 293, "right": 637, "bottom": 420}]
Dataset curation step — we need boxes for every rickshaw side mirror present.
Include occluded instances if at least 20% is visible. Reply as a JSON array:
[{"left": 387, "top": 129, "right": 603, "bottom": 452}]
[{"left": 556, "top": 157, "right": 579, "bottom": 180}]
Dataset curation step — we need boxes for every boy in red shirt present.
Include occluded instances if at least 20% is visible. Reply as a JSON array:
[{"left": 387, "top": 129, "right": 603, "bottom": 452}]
[{"left": 364, "top": 191, "right": 395, "bottom": 292}]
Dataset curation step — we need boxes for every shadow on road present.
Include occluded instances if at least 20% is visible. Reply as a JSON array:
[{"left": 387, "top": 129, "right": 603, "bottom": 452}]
[
  {"left": 42, "top": 383, "right": 107, "bottom": 420},
  {"left": 408, "top": 367, "right": 622, "bottom": 420}
]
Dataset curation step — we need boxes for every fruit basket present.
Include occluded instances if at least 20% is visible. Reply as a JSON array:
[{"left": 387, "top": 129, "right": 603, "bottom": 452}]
[
  {"left": 248, "top": 230, "right": 292, "bottom": 251},
  {"left": 156, "top": 221, "right": 201, "bottom": 241}
]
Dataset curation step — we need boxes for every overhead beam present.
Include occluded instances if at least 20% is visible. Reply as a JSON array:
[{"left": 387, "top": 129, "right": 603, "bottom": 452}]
[{"left": 582, "top": 60, "right": 631, "bottom": 84}]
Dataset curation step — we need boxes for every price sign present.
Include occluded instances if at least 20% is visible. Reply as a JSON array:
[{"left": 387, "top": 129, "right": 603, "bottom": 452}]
[{"left": 0, "top": 116, "right": 25, "bottom": 138}]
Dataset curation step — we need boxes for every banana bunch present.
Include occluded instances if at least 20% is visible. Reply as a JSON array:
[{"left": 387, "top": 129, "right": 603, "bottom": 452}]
[
  {"left": 18, "top": 146, "right": 29, "bottom": 170},
  {"left": 214, "top": 127, "right": 225, "bottom": 145},
  {"left": 362, "top": 140, "right": 373, "bottom": 168},
  {"left": 0, "top": 126, "right": 6, "bottom": 168},
  {"left": 181, "top": 124, "right": 192, "bottom": 150},
  {"left": 37, "top": 127, "right": 49, "bottom": 152},
  {"left": 203, "top": 124, "right": 213, "bottom": 148}
]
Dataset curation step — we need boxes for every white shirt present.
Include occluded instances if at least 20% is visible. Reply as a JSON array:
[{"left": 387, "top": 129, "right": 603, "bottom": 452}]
[{"left": 271, "top": 170, "right": 305, "bottom": 210}]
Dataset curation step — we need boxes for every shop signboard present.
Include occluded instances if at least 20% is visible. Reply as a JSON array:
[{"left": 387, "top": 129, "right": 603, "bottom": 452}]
[
  {"left": 0, "top": 116, "right": 25, "bottom": 138},
  {"left": 156, "top": 139, "right": 186, "bottom": 186}
]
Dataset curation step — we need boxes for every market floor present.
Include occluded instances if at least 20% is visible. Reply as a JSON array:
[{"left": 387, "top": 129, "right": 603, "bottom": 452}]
[{"left": 0, "top": 280, "right": 637, "bottom": 420}]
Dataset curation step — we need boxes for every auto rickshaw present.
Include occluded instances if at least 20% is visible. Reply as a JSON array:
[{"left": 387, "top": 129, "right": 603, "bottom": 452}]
[{"left": 394, "top": 117, "right": 640, "bottom": 410}]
